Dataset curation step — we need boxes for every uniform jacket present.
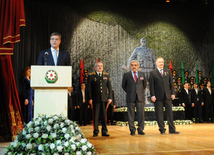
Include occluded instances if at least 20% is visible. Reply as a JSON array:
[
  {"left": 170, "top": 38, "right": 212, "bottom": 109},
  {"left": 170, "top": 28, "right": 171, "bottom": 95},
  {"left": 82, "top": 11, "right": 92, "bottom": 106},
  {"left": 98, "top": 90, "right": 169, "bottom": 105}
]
[
  {"left": 77, "top": 89, "right": 88, "bottom": 107},
  {"left": 88, "top": 72, "right": 112, "bottom": 103},
  {"left": 122, "top": 71, "right": 147, "bottom": 103},
  {"left": 149, "top": 68, "right": 175, "bottom": 101},
  {"left": 179, "top": 89, "right": 191, "bottom": 105},
  {"left": 37, "top": 48, "right": 71, "bottom": 66},
  {"left": 191, "top": 88, "right": 203, "bottom": 104}
]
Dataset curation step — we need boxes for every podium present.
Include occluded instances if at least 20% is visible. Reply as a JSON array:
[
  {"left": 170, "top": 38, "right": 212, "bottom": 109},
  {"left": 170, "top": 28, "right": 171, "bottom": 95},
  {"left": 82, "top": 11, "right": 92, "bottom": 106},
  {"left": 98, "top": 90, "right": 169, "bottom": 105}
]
[{"left": 31, "top": 65, "right": 72, "bottom": 118}]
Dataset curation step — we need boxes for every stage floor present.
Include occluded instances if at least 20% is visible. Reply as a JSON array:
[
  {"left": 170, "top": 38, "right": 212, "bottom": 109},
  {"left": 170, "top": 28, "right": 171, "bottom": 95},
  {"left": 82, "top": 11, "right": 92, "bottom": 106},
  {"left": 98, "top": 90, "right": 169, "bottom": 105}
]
[{"left": 1, "top": 123, "right": 214, "bottom": 154}]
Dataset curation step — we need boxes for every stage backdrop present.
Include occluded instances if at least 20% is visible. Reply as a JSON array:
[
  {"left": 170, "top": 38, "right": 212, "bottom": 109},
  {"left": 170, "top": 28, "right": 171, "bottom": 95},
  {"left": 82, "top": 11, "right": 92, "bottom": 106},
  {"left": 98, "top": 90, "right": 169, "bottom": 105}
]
[{"left": 12, "top": 0, "right": 214, "bottom": 107}]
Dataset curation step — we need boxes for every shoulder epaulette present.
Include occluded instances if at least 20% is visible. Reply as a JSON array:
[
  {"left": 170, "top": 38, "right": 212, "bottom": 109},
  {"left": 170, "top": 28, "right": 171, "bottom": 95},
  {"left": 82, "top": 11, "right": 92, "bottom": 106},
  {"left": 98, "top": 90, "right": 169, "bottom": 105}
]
[
  {"left": 103, "top": 72, "right": 109, "bottom": 75},
  {"left": 89, "top": 72, "right": 96, "bottom": 75}
]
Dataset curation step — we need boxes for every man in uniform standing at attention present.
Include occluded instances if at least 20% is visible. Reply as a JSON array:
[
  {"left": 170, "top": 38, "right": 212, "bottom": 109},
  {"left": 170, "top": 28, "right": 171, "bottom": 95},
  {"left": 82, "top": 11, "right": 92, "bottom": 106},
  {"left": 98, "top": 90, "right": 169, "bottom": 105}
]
[
  {"left": 88, "top": 62, "right": 112, "bottom": 137},
  {"left": 149, "top": 57, "right": 179, "bottom": 134},
  {"left": 122, "top": 60, "right": 147, "bottom": 136}
]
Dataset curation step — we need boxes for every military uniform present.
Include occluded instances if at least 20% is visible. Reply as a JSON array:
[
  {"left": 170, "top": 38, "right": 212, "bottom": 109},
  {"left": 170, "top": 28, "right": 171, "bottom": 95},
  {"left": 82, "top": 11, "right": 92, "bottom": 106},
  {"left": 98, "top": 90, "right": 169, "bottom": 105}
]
[{"left": 88, "top": 71, "right": 112, "bottom": 135}]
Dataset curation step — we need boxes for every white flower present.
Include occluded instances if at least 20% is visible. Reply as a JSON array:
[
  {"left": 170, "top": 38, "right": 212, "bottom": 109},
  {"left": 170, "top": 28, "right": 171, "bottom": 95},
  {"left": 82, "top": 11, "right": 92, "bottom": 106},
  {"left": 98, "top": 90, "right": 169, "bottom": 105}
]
[
  {"left": 26, "top": 134, "right": 32, "bottom": 139},
  {"left": 46, "top": 114, "right": 51, "bottom": 118},
  {"left": 35, "top": 126, "right": 40, "bottom": 132},
  {"left": 82, "top": 145, "right": 87, "bottom": 151},
  {"left": 13, "top": 140, "right": 19, "bottom": 148},
  {"left": 46, "top": 125, "right": 52, "bottom": 131},
  {"left": 48, "top": 118, "right": 54, "bottom": 124},
  {"left": 56, "top": 140, "right": 62, "bottom": 145},
  {"left": 86, "top": 152, "right": 92, "bottom": 155},
  {"left": 80, "top": 138, "right": 87, "bottom": 143},
  {"left": 27, "top": 121, "right": 33, "bottom": 128},
  {"left": 64, "top": 141, "right": 69, "bottom": 147},
  {"left": 17, "top": 153, "right": 23, "bottom": 155},
  {"left": 7, "top": 152, "right": 11, "bottom": 155},
  {"left": 87, "top": 142, "right": 92, "bottom": 148},
  {"left": 69, "top": 125, "right": 74, "bottom": 130},
  {"left": 44, "top": 120, "right": 48, "bottom": 126},
  {"left": 71, "top": 144, "right": 76, "bottom": 150},
  {"left": 53, "top": 153, "right": 59, "bottom": 155},
  {"left": 22, "top": 143, "right": 26, "bottom": 147},
  {"left": 53, "top": 115, "right": 58, "bottom": 120},
  {"left": 54, "top": 124, "right": 59, "bottom": 129},
  {"left": 57, "top": 145, "right": 63, "bottom": 152},
  {"left": 64, "top": 133, "right": 70, "bottom": 139},
  {"left": 38, "top": 144, "right": 44, "bottom": 151},
  {"left": 28, "top": 127, "right": 34, "bottom": 133},
  {"left": 30, "top": 153, "right": 36, "bottom": 155},
  {"left": 22, "top": 129, "right": 27, "bottom": 135},
  {"left": 64, "top": 153, "right": 69, "bottom": 155},
  {"left": 26, "top": 143, "right": 33, "bottom": 149},
  {"left": 51, "top": 133, "right": 57, "bottom": 138},
  {"left": 76, "top": 142, "right": 80, "bottom": 146},
  {"left": 62, "top": 127, "right": 67, "bottom": 133},
  {"left": 34, "top": 120, "right": 40, "bottom": 126},
  {"left": 33, "top": 133, "right": 39, "bottom": 138},
  {"left": 50, "top": 143, "right": 55, "bottom": 149},
  {"left": 76, "top": 151, "right": 81, "bottom": 155},
  {"left": 60, "top": 123, "right": 64, "bottom": 128},
  {"left": 65, "top": 119, "right": 71, "bottom": 125},
  {"left": 42, "top": 134, "right": 48, "bottom": 139}
]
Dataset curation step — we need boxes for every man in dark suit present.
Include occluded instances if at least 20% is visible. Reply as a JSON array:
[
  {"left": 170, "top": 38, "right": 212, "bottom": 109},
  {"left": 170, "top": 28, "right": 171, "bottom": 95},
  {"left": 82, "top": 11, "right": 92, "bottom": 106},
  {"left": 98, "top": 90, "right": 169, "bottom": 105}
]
[
  {"left": 149, "top": 57, "right": 179, "bottom": 134},
  {"left": 77, "top": 83, "right": 89, "bottom": 126},
  {"left": 180, "top": 83, "right": 193, "bottom": 120},
  {"left": 191, "top": 83, "right": 204, "bottom": 123},
  {"left": 37, "top": 32, "right": 71, "bottom": 66},
  {"left": 122, "top": 60, "right": 147, "bottom": 135},
  {"left": 88, "top": 62, "right": 112, "bottom": 137},
  {"left": 68, "top": 86, "right": 76, "bottom": 121}
]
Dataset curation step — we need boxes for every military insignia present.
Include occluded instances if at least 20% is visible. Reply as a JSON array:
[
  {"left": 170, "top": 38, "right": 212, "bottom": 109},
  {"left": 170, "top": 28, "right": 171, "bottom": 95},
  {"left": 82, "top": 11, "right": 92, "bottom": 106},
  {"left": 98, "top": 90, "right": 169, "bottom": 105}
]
[
  {"left": 140, "top": 77, "right": 144, "bottom": 80},
  {"left": 165, "top": 72, "right": 168, "bottom": 76},
  {"left": 94, "top": 77, "right": 97, "bottom": 81},
  {"left": 103, "top": 77, "right": 108, "bottom": 80},
  {"left": 45, "top": 69, "right": 58, "bottom": 83}
]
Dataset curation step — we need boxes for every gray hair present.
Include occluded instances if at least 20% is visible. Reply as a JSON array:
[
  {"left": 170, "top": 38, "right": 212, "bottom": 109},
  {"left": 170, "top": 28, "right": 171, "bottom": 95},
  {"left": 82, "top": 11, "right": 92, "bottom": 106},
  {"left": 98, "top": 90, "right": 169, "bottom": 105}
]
[
  {"left": 130, "top": 60, "right": 139, "bottom": 66},
  {"left": 95, "top": 62, "right": 103, "bottom": 67}
]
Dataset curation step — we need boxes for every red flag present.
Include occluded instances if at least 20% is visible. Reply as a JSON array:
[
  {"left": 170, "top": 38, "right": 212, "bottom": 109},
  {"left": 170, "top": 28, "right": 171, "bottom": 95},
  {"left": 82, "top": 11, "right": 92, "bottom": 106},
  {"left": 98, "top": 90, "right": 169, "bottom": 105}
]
[
  {"left": 80, "top": 58, "right": 84, "bottom": 85},
  {"left": 97, "top": 58, "right": 99, "bottom": 62},
  {"left": 169, "top": 59, "right": 173, "bottom": 74}
]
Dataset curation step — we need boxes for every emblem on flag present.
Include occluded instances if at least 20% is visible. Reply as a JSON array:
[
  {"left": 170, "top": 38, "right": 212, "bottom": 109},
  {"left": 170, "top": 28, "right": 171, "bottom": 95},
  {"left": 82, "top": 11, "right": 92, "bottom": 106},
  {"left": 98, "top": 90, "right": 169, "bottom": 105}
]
[{"left": 45, "top": 69, "right": 58, "bottom": 83}]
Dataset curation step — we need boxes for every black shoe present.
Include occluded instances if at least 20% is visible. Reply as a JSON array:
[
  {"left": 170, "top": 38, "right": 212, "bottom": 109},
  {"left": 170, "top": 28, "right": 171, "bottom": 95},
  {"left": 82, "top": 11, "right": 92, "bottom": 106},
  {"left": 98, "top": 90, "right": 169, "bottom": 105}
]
[
  {"left": 102, "top": 133, "right": 110, "bottom": 137},
  {"left": 130, "top": 131, "right": 135, "bottom": 136},
  {"left": 169, "top": 131, "right": 180, "bottom": 134},
  {"left": 93, "top": 134, "right": 98, "bottom": 137},
  {"left": 160, "top": 131, "right": 165, "bottom": 134},
  {"left": 138, "top": 131, "right": 145, "bottom": 135}
]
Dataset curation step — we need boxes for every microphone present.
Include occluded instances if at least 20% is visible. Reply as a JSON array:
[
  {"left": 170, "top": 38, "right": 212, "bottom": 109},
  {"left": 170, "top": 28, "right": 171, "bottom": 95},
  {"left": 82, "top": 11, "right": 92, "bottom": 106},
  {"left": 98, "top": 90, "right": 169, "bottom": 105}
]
[{"left": 44, "top": 52, "right": 49, "bottom": 66}]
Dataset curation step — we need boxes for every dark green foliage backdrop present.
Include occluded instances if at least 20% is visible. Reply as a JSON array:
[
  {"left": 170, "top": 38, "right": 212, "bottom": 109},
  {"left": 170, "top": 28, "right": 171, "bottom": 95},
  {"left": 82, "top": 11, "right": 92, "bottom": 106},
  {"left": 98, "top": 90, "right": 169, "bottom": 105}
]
[{"left": 13, "top": 1, "right": 214, "bottom": 106}]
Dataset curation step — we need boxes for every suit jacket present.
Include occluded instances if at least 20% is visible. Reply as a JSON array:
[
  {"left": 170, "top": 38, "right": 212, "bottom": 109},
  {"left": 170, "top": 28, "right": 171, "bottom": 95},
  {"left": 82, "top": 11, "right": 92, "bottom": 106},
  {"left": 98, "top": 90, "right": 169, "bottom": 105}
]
[
  {"left": 179, "top": 89, "right": 191, "bottom": 104},
  {"left": 37, "top": 48, "right": 71, "bottom": 66},
  {"left": 77, "top": 89, "right": 88, "bottom": 107},
  {"left": 68, "top": 91, "right": 76, "bottom": 110},
  {"left": 149, "top": 68, "right": 175, "bottom": 101},
  {"left": 203, "top": 87, "right": 213, "bottom": 105},
  {"left": 88, "top": 72, "right": 112, "bottom": 103},
  {"left": 191, "top": 88, "right": 203, "bottom": 104},
  {"left": 122, "top": 71, "right": 147, "bottom": 103}
]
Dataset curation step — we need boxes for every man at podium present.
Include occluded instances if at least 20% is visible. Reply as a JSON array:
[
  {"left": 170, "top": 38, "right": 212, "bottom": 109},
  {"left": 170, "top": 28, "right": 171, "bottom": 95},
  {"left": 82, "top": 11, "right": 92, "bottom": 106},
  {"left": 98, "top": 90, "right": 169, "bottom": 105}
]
[{"left": 37, "top": 32, "right": 71, "bottom": 66}]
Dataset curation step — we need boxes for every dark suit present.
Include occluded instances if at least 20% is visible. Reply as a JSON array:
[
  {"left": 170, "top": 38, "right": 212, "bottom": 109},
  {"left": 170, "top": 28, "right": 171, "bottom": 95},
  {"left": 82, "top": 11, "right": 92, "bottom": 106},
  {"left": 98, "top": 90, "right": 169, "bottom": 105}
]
[
  {"left": 203, "top": 87, "right": 213, "bottom": 122},
  {"left": 122, "top": 71, "right": 147, "bottom": 133},
  {"left": 191, "top": 88, "right": 203, "bottom": 122},
  {"left": 77, "top": 89, "right": 88, "bottom": 126},
  {"left": 88, "top": 72, "right": 112, "bottom": 135},
  {"left": 68, "top": 91, "right": 76, "bottom": 121},
  {"left": 37, "top": 48, "right": 71, "bottom": 66},
  {"left": 180, "top": 89, "right": 192, "bottom": 120},
  {"left": 149, "top": 68, "right": 176, "bottom": 133}
]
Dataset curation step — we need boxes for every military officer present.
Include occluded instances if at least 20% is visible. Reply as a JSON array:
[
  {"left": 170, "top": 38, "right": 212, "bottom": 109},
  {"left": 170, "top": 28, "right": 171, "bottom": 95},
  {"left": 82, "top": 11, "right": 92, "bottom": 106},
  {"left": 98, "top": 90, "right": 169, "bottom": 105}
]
[
  {"left": 172, "top": 70, "right": 177, "bottom": 83},
  {"left": 184, "top": 71, "right": 190, "bottom": 83},
  {"left": 88, "top": 62, "right": 112, "bottom": 137}
]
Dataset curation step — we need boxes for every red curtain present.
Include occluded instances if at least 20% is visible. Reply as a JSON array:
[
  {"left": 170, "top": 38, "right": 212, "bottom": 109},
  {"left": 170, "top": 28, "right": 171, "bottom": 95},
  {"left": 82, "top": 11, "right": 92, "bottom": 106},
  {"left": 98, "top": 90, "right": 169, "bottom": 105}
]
[
  {"left": 0, "top": 0, "right": 25, "bottom": 141},
  {"left": 80, "top": 58, "right": 84, "bottom": 85}
]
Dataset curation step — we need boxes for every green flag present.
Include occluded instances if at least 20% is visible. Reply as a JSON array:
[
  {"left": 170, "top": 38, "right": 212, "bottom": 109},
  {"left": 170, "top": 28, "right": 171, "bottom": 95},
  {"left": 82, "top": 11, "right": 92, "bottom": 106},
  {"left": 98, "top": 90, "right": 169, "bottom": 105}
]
[
  {"left": 181, "top": 61, "right": 185, "bottom": 84},
  {"left": 196, "top": 61, "right": 199, "bottom": 86}
]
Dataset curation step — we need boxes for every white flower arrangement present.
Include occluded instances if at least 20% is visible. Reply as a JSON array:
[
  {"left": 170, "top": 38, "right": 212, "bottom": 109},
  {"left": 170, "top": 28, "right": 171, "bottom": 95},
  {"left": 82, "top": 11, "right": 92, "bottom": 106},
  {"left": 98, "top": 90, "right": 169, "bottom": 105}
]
[
  {"left": 6, "top": 114, "right": 95, "bottom": 155},
  {"left": 115, "top": 106, "right": 185, "bottom": 112},
  {"left": 116, "top": 120, "right": 193, "bottom": 126}
]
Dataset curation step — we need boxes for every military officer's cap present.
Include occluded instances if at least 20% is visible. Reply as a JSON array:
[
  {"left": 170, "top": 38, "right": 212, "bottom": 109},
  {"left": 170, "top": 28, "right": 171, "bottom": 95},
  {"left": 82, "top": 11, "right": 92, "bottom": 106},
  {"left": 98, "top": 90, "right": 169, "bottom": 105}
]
[
  {"left": 172, "top": 70, "right": 176, "bottom": 74},
  {"left": 190, "top": 76, "right": 195, "bottom": 80},
  {"left": 177, "top": 77, "right": 181, "bottom": 81},
  {"left": 203, "top": 77, "right": 208, "bottom": 81},
  {"left": 198, "top": 71, "right": 202, "bottom": 74},
  {"left": 84, "top": 69, "right": 88, "bottom": 73},
  {"left": 174, "top": 82, "right": 177, "bottom": 86},
  {"left": 185, "top": 71, "right": 189, "bottom": 75}
]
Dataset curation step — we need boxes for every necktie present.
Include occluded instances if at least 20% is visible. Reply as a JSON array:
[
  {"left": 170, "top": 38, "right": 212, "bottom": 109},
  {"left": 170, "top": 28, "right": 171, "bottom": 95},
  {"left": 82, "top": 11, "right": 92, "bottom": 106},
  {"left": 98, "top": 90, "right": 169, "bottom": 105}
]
[
  {"left": 53, "top": 49, "right": 58, "bottom": 66},
  {"left": 160, "top": 69, "right": 163, "bottom": 77},
  {"left": 134, "top": 71, "right": 137, "bottom": 83}
]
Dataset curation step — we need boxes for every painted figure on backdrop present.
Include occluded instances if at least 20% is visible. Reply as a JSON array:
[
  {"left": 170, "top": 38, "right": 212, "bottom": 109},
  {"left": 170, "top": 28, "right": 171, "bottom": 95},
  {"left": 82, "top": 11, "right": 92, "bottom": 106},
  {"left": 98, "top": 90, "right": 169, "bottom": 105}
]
[
  {"left": 124, "top": 38, "right": 156, "bottom": 104},
  {"left": 37, "top": 32, "right": 71, "bottom": 66},
  {"left": 122, "top": 60, "right": 147, "bottom": 136},
  {"left": 22, "top": 67, "right": 34, "bottom": 123},
  {"left": 88, "top": 62, "right": 112, "bottom": 137},
  {"left": 149, "top": 57, "right": 179, "bottom": 134}
]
